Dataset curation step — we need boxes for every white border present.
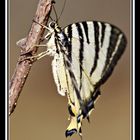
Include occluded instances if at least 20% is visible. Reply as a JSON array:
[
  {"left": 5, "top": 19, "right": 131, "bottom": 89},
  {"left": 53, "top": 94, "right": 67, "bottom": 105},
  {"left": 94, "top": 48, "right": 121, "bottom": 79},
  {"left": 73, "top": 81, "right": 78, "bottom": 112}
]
[
  {"left": 5, "top": 0, "right": 8, "bottom": 139},
  {"left": 133, "top": 0, "right": 135, "bottom": 140}
]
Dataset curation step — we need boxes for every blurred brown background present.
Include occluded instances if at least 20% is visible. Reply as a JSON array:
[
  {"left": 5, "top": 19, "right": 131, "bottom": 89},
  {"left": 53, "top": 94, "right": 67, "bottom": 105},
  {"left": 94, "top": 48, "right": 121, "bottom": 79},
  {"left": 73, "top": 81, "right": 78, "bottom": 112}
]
[{"left": 9, "top": 0, "right": 130, "bottom": 140}]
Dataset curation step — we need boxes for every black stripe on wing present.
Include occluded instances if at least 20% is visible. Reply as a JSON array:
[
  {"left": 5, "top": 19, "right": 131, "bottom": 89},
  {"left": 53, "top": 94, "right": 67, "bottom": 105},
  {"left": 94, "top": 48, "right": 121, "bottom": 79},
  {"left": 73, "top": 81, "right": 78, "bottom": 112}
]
[
  {"left": 65, "top": 59, "right": 82, "bottom": 102},
  {"left": 100, "top": 22, "right": 106, "bottom": 47},
  {"left": 90, "top": 21, "right": 100, "bottom": 76},
  {"left": 67, "top": 24, "right": 73, "bottom": 62},
  {"left": 75, "top": 23, "right": 84, "bottom": 91},
  {"left": 96, "top": 33, "right": 127, "bottom": 87},
  {"left": 81, "top": 21, "right": 90, "bottom": 44},
  {"left": 102, "top": 25, "right": 121, "bottom": 73}
]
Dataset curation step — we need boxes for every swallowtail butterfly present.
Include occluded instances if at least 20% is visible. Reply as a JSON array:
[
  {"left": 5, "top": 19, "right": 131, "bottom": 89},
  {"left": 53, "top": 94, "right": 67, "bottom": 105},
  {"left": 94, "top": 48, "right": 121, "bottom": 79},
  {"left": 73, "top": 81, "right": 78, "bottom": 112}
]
[{"left": 36, "top": 20, "right": 127, "bottom": 137}]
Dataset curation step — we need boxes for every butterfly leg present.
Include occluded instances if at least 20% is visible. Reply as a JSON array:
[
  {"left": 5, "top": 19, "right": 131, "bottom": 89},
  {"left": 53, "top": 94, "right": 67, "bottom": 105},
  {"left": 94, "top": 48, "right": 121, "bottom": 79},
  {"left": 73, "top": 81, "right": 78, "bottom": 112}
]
[
  {"left": 31, "top": 50, "right": 49, "bottom": 60},
  {"left": 19, "top": 44, "right": 49, "bottom": 62},
  {"left": 33, "top": 19, "right": 51, "bottom": 31}
]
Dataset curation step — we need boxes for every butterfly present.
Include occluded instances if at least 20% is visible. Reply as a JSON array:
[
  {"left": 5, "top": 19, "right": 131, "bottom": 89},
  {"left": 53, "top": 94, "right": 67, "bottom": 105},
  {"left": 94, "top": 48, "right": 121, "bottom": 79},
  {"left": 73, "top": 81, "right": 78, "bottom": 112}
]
[{"left": 34, "top": 20, "right": 127, "bottom": 137}]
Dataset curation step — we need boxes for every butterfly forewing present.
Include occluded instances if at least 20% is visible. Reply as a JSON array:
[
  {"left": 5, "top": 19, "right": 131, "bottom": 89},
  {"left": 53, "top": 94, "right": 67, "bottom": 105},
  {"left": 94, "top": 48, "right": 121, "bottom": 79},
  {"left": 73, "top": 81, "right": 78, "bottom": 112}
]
[{"left": 63, "top": 21, "right": 126, "bottom": 91}]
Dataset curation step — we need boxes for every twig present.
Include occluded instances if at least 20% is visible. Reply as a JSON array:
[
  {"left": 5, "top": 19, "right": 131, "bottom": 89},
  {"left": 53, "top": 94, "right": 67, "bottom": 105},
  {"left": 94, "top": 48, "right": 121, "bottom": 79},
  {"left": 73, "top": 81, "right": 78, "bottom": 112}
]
[{"left": 9, "top": 0, "right": 54, "bottom": 115}]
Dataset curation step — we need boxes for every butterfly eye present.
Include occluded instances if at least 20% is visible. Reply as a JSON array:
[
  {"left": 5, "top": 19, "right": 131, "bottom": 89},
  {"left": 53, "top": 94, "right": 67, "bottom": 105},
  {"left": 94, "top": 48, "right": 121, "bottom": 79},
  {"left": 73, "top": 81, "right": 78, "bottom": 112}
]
[{"left": 49, "top": 21, "right": 56, "bottom": 28}]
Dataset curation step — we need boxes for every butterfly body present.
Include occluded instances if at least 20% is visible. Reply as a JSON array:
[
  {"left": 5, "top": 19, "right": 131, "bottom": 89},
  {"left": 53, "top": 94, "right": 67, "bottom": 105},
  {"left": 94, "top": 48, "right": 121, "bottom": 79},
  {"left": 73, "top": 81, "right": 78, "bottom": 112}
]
[{"left": 44, "top": 21, "right": 127, "bottom": 137}]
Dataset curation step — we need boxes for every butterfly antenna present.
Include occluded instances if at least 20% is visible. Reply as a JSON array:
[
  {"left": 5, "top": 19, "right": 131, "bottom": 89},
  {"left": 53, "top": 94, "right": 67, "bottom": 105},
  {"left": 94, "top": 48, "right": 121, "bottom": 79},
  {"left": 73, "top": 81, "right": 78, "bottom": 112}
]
[
  {"left": 52, "top": 4, "right": 59, "bottom": 23},
  {"left": 47, "top": 0, "right": 56, "bottom": 22},
  {"left": 32, "top": 19, "right": 50, "bottom": 31},
  {"left": 49, "top": 16, "right": 54, "bottom": 21},
  {"left": 57, "top": 0, "right": 67, "bottom": 22}
]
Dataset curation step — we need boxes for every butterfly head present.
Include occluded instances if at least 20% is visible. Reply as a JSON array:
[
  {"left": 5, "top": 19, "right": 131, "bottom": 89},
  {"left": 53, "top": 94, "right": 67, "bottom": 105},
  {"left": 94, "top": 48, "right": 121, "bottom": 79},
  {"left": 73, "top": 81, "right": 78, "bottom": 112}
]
[{"left": 48, "top": 21, "right": 61, "bottom": 32}]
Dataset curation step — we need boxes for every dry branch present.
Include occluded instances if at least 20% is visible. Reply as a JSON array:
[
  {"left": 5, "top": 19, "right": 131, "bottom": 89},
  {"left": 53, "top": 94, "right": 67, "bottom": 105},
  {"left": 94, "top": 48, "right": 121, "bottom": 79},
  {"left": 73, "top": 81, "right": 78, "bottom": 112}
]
[{"left": 9, "top": 0, "right": 54, "bottom": 115}]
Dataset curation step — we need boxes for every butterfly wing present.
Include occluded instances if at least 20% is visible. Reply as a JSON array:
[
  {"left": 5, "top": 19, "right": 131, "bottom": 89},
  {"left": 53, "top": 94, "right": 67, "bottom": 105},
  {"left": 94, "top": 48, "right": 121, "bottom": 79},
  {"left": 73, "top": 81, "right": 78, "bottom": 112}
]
[{"left": 52, "top": 21, "right": 126, "bottom": 137}]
